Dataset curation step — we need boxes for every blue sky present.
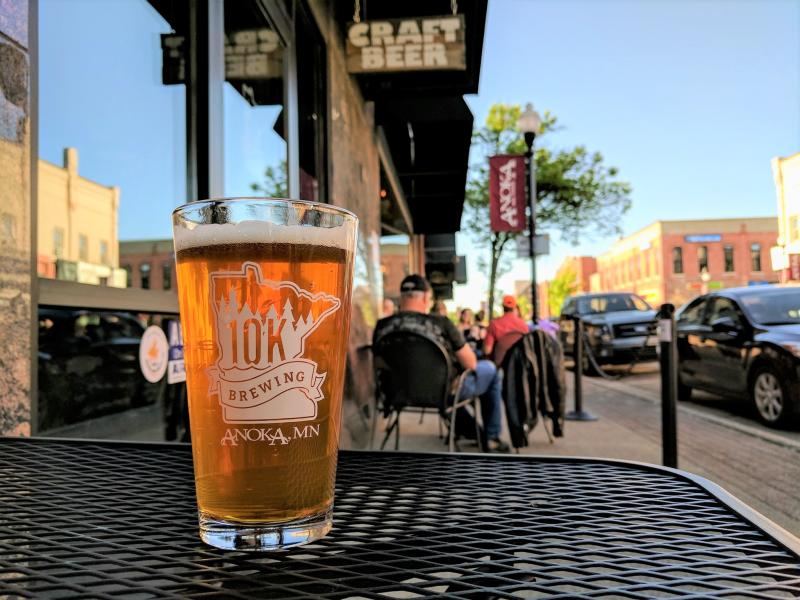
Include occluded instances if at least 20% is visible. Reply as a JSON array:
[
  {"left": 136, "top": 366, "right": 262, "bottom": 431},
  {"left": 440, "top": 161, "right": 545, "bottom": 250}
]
[
  {"left": 39, "top": 0, "right": 799, "bottom": 306},
  {"left": 456, "top": 0, "right": 800, "bottom": 307}
]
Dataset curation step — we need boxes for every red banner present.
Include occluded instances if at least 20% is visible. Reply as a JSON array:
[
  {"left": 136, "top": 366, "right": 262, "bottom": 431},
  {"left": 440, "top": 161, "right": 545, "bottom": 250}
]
[{"left": 489, "top": 155, "right": 526, "bottom": 232}]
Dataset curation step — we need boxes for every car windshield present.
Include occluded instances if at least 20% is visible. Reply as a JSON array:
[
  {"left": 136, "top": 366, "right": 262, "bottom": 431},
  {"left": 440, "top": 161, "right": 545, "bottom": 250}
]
[
  {"left": 739, "top": 289, "right": 800, "bottom": 325},
  {"left": 576, "top": 294, "right": 651, "bottom": 314}
]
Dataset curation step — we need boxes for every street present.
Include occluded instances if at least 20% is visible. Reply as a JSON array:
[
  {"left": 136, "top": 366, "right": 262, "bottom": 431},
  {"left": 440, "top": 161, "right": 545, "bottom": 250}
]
[{"left": 578, "top": 362, "right": 800, "bottom": 536}]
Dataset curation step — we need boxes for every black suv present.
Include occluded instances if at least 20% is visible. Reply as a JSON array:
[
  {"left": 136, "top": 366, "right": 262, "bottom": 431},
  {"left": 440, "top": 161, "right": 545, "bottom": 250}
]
[{"left": 559, "top": 292, "right": 658, "bottom": 373}]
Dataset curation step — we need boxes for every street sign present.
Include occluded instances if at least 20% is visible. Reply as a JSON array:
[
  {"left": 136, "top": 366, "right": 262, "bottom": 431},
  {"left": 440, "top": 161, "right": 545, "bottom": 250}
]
[{"left": 516, "top": 234, "right": 550, "bottom": 258}]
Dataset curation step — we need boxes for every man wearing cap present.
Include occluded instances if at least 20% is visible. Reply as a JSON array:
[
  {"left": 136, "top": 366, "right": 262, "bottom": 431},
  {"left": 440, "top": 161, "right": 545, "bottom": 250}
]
[
  {"left": 373, "top": 274, "right": 508, "bottom": 452},
  {"left": 484, "top": 295, "right": 531, "bottom": 367}
]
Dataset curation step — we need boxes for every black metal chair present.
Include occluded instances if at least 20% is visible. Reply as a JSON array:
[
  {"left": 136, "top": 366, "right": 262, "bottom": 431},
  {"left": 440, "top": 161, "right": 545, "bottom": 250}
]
[{"left": 371, "top": 330, "right": 480, "bottom": 452}]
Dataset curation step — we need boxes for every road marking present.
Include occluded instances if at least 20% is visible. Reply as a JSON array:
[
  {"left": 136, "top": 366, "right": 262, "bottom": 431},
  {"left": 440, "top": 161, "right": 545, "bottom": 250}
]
[{"left": 585, "top": 376, "right": 800, "bottom": 453}]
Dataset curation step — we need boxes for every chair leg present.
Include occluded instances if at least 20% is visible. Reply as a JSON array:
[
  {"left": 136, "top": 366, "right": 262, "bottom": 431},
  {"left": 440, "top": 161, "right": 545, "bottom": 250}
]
[
  {"left": 380, "top": 412, "right": 398, "bottom": 451},
  {"left": 370, "top": 401, "right": 380, "bottom": 450},
  {"left": 543, "top": 419, "right": 554, "bottom": 444},
  {"left": 449, "top": 407, "right": 457, "bottom": 452},
  {"left": 419, "top": 407, "right": 426, "bottom": 424},
  {"left": 395, "top": 410, "right": 401, "bottom": 450},
  {"left": 473, "top": 397, "right": 484, "bottom": 452},
  {"left": 437, "top": 415, "right": 443, "bottom": 439}
]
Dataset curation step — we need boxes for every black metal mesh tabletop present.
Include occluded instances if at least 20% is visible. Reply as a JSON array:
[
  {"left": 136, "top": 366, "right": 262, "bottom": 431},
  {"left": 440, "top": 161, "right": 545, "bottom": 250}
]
[{"left": 1, "top": 438, "right": 799, "bottom": 599}]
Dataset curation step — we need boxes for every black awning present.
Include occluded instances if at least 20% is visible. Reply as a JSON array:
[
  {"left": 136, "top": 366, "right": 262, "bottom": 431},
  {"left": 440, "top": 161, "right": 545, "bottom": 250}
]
[{"left": 377, "top": 97, "right": 473, "bottom": 234}]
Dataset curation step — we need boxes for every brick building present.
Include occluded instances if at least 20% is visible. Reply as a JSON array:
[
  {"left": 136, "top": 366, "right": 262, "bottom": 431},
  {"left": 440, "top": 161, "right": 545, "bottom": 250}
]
[
  {"left": 591, "top": 218, "right": 779, "bottom": 307},
  {"left": 119, "top": 239, "right": 175, "bottom": 292}
]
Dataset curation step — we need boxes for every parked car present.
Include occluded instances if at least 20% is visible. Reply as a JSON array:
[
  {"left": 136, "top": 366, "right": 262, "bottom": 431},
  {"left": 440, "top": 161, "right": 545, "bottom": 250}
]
[
  {"left": 559, "top": 292, "right": 658, "bottom": 374},
  {"left": 38, "top": 308, "right": 162, "bottom": 431},
  {"left": 676, "top": 285, "right": 800, "bottom": 427}
]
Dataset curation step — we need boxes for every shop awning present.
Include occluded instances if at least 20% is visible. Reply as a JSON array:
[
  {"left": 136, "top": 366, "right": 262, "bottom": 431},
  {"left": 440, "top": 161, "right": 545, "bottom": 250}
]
[
  {"left": 376, "top": 98, "right": 474, "bottom": 234},
  {"left": 336, "top": 0, "right": 487, "bottom": 234}
]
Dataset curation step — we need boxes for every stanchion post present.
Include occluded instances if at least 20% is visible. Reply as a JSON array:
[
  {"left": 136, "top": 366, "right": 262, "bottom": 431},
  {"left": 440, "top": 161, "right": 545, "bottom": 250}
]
[
  {"left": 566, "top": 315, "right": 598, "bottom": 422},
  {"left": 658, "top": 303, "right": 678, "bottom": 468}
]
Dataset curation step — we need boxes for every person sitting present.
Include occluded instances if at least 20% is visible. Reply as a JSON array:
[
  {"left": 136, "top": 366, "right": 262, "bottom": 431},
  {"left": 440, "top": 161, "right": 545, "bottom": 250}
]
[
  {"left": 484, "top": 295, "right": 531, "bottom": 367},
  {"left": 373, "top": 275, "right": 509, "bottom": 452}
]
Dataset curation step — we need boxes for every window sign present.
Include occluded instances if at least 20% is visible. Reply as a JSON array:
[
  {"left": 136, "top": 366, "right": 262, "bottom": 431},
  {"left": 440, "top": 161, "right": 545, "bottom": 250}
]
[
  {"left": 167, "top": 320, "right": 185, "bottom": 384},
  {"left": 346, "top": 15, "right": 466, "bottom": 73}
]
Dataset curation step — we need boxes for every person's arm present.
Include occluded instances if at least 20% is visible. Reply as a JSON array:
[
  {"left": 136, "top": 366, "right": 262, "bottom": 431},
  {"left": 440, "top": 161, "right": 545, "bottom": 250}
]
[
  {"left": 456, "top": 344, "right": 478, "bottom": 371},
  {"left": 483, "top": 322, "right": 496, "bottom": 358},
  {"left": 444, "top": 318, "right": 478, "bottom": 371}
]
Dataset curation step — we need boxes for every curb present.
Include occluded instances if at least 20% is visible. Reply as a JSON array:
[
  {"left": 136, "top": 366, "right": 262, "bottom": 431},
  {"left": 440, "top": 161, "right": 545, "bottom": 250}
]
[{"left": 584, "top": 375, "right": 800, "bottom": 453}]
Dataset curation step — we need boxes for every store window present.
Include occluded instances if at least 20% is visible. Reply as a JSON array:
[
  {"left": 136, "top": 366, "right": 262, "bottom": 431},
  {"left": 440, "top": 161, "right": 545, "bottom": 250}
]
[
  {"left": 39, "top": 0, "right": 186, "bottom": 288},
  {"left": 724, "top": 245, "right": 734, "bottom": 272},
  {"left": 224, "top": 1, "right": 288, "bottom": 198},
  {"left": 122, "top": 264, "right": 132, "bottom": 287},
  {"left": 162, "top": 262, "right": 172, "bottom": 291},
  {"left": 78, "top": 234, "right": 88, "bottom": 262},
  {"left": 140, "top": 263, "right": 151, "bottom": 289},
  {"left": 698, "top": 246, "right": 708, "bottom": 272},
  {"left": 751, "top": 243, "right": 762, "bottom": 272},
  {"left": 673, "top": 247, "right": 683, "bottom": 274}
]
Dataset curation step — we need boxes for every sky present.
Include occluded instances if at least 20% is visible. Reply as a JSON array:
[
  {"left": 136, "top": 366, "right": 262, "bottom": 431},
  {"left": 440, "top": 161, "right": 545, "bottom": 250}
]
[
  {"left": 39, "top": 0, "right": 800, "bottom": 306},
  {"left": 455, "top": 0, "right": 800, "bottom": 308}
]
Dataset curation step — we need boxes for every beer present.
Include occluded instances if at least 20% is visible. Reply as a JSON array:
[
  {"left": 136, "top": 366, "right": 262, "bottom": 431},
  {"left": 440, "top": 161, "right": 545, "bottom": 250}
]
[{"left": 172, "top": 200, "right": 356, "bottom": 550}]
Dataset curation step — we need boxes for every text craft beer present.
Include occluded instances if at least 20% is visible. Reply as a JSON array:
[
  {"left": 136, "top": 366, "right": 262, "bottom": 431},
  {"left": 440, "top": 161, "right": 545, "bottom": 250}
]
[{"left": 176, "top": 236, "right": 353, "bottom": 524}]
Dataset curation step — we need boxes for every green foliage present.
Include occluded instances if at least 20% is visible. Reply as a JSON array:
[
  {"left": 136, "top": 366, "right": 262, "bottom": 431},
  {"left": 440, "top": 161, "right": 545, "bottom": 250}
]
[
  {"left": 464, "top": 103, "right": 632, "bottom": 317},
  {"left": 516, "top": 294, "right": 532, "bottom": 321},
  {"left": 251, "top": 160, "right": 288, "bottom": 198},
  {"left": 548, "top": 267, "right": 579, "bottom": 316}
]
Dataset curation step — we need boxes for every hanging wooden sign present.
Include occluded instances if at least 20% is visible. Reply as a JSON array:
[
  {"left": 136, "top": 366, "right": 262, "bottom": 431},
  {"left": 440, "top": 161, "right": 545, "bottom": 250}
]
[{"left": 346, "top": 15, "right": 466, "bottom": 73}]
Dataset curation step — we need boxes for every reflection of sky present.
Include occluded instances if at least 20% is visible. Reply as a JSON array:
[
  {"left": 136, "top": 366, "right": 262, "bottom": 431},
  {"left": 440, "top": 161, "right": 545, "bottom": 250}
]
[{"left": 40, "top": 0, "right": 286, "bottom": 241}]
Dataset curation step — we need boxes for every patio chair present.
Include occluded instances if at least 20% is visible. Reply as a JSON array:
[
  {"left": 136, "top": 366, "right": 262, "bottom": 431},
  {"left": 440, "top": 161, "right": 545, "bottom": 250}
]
[{"left": 371, "top": 330, "right": 481, "bottom": 452}]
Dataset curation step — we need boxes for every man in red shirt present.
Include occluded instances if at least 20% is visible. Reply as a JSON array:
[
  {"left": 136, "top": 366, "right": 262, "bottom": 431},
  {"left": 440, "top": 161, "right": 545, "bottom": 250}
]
[{"left": 484, "top": 295, "right": 530, "bottom": 366}]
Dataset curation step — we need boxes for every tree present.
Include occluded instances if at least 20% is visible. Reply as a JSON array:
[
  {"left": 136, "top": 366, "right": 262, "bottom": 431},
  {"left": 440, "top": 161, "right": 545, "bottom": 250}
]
[
  {"left": 547, "top": 267, "right": 578, "bottom": 317},
  {"left": 464, "top": 104, "right": 632, "bottom": 318},
  {"left": 251, "top": 160, "right": 288, "bottom": 197}
]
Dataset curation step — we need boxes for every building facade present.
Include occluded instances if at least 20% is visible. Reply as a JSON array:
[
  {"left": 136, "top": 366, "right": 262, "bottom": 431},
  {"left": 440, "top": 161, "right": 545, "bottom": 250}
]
[
  {"left": 772, "top": 152, "right": 800, "bottom": 280},
  {"left": 0, "top": 0, "right": 487, "bottom": 441},
  {"left": 119, "top": 240, "right": 176, "bottom": 291},
  {"left": 592, "top": 218, "right": 779, "bottom": 307},
  {"left": 37, "top": 148, "right": 126, "bottom": 286}
]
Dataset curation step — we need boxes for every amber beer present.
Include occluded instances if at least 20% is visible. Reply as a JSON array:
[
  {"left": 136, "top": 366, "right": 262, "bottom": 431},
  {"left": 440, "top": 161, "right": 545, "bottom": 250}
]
[{"left": 172, "top": 199, "right": 356, "bottom": 551}]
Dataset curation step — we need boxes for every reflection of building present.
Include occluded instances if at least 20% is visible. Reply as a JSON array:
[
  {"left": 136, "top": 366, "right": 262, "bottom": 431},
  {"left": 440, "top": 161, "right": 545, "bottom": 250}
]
[
  {"left": 37, "top": 148, "right": 126, "bottom": 287},
  {"left": 592, "top": 218, "right": 778, "bottom": 307},
  {"left": 772, "top": 152, "right": 800, "bottom": 280},
  {"left": 119, "top": 240, "right": 175, "bottom": 291}
]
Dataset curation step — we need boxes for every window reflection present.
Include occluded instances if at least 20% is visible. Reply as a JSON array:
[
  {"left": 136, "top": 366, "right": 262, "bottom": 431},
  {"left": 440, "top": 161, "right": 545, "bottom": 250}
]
[
  {"left": 39, "top": 0, "right": 186, "bottom": 287},
  {"left": 224, "top": 0, "right": 287, "bottom": 198}
]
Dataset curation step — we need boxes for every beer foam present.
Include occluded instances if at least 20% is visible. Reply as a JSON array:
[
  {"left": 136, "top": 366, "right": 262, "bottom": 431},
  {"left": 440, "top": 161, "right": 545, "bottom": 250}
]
[{"left": 173, "top": 220, "right": 353, "bottom": 252}]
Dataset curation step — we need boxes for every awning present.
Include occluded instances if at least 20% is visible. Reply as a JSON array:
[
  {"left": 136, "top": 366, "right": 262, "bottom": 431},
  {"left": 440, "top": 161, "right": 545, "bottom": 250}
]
[{"left": 376, "top": 98, "right": 474, "bottom": 234}]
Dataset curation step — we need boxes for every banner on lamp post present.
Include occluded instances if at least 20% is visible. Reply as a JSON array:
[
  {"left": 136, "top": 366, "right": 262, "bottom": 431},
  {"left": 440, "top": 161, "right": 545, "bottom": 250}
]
[{"left": 489, "top": 155, "right": 526, "bottom": 233}]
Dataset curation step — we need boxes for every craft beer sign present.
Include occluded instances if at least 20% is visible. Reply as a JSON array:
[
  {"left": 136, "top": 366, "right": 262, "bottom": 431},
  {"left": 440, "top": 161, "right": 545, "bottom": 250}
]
[
  {"left": 489, "top": 155, "right": 526, "bottom": 233},
  {"left": 346, "top": 15, "right": 466, "bottom": 73}
]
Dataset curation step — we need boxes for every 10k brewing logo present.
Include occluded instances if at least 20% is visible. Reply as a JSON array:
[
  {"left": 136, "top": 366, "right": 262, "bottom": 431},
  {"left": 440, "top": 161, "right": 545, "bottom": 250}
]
[{"left": 208, "top": 262, "right": 340, "bottom": 445}]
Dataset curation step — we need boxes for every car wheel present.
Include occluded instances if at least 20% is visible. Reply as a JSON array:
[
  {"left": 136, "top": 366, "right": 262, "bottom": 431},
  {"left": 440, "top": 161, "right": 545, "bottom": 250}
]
[{"left": 751, "top": 364, "right": 791, "bottom": 426}]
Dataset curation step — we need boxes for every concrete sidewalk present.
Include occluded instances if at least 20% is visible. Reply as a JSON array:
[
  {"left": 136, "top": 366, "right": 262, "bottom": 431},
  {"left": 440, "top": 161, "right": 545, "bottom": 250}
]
[{"left": 372, "top": 374, "right": 800, "bottom": 536}]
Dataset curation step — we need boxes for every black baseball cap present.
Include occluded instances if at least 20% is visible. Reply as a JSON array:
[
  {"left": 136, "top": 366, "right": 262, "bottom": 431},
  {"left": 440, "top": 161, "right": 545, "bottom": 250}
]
[{"left": 400, "top": 274, "right": 431, "bottom": 293}]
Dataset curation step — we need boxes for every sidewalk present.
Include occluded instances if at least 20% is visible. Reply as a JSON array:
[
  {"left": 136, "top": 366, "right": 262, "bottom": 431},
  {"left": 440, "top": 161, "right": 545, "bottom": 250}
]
[{"left": 372, "top": 374, "right": 800, "bottom": 536}]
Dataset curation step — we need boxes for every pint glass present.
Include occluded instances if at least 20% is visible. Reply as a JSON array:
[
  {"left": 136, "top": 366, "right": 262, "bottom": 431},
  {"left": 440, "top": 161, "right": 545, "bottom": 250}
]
[{"left": 172, "top": 198, "right": 357, "bottom": 551}]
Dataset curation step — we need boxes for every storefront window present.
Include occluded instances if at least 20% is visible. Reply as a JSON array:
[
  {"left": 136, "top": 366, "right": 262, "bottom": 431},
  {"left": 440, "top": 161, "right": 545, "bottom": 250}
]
[
  {"left": 223, "top": 1, "right": 287, "bottom": 198},
  {"left": 39, "top": 0, "right": 186, "bottom": 286},
  {"left": 122, "top": 264, "right": 132, "bottom": 287}
]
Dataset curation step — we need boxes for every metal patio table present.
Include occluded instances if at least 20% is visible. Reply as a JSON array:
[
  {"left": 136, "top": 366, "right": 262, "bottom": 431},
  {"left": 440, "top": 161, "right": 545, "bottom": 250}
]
[{"left": 1, "top": 438, "right": 799, "bottom": 599}]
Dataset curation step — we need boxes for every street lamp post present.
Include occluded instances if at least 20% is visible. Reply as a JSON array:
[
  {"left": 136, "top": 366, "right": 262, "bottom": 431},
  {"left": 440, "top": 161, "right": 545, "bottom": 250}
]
[{"left": 518, "top": 103, "right": 542, "bottom": 323}]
